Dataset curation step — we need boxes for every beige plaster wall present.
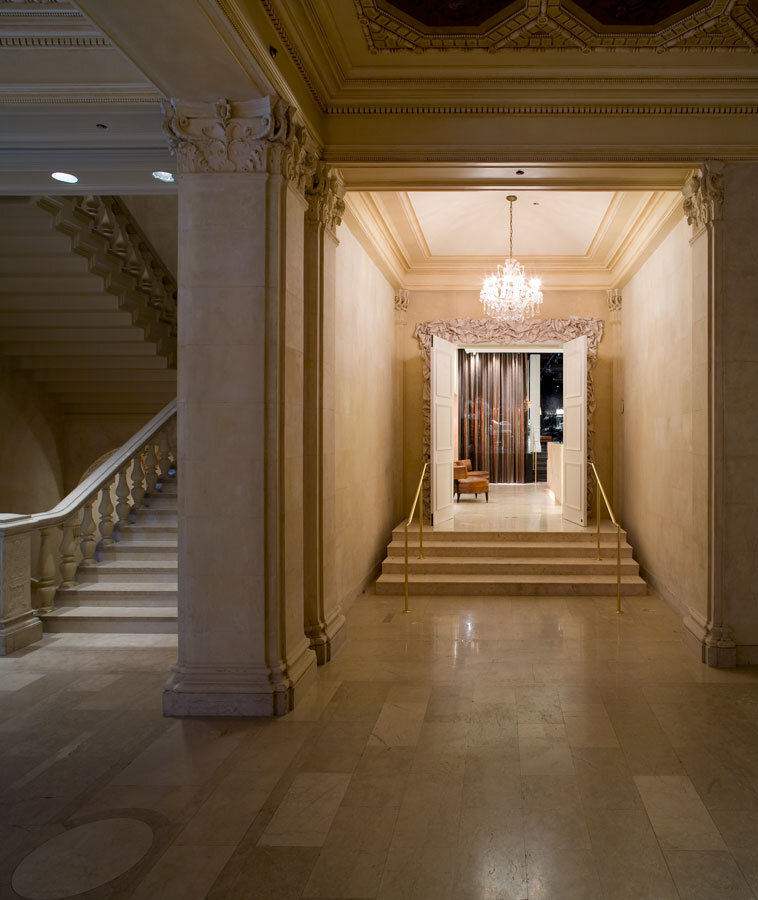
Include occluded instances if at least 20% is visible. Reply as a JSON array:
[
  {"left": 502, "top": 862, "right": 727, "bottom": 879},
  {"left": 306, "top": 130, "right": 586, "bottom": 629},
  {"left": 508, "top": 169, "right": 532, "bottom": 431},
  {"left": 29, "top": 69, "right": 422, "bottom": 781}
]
[
  {"left": 121, "top": 195, "right": 178, "bottom": 279},
  {"left": 333, "top": 222, "right": 400, "bottom": 607},
  {"left": 618, "top": 217, "right": 699, "bottom": 615},
  {"left": 400, "top": 290, "right": 614, "bottom": 511},
  {"left": 0, "top": 366, "right": 64, "bottom": 514}
]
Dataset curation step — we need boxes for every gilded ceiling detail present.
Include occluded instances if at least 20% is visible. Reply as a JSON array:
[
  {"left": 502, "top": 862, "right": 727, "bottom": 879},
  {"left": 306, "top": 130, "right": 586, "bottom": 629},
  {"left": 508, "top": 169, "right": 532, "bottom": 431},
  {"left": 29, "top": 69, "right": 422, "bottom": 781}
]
[{"left": 355, "top": 0, "right": 758, "bottom": 50}]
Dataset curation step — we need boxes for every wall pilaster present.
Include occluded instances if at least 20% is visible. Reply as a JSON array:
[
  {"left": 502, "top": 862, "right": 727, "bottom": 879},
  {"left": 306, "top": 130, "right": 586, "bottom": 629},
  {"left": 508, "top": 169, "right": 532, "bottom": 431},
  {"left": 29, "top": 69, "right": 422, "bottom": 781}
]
[{"left": 303, "top": 163, "right": 346, "bottom": 663}]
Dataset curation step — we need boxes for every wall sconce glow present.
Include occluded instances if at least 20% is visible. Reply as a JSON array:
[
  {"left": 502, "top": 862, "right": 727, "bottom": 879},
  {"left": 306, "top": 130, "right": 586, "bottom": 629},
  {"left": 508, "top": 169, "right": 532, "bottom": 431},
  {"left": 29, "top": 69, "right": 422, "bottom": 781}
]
[
  {"left": 51, "top": 172, "right": 78, "bottom": 184},
  {"left": 152, "top": 171, "right": 174, "bottom": 183},
  {"left": 556, "top": 408, "right": 564, "bottom": 415}
]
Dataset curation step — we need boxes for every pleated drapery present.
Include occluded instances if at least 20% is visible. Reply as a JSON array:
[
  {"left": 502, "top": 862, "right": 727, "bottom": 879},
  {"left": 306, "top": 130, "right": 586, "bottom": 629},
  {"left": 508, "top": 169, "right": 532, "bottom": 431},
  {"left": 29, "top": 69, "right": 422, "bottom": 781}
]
[{"left": 458, "top": 349, "right": 528, "bottom": 483}]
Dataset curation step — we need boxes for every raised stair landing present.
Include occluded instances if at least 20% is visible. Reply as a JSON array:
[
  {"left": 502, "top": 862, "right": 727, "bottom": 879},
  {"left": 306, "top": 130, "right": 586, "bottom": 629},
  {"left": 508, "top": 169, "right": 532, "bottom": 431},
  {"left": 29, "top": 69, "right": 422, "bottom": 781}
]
[
  {"left": 376, "top": 526, "right": 647, "bottom": 597},
  {"left": 39, "top": 476, "right": 178, "bottom": 634}
]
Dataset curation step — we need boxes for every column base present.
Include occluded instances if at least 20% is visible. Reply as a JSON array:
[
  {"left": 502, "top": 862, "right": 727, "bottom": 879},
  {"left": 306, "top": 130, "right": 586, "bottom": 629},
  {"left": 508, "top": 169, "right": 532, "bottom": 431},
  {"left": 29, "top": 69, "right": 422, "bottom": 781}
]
[
  {"left": 309, "top": 610, "right": 346, "bottom": 665},
  {"left": 0, "top": 613, "right": 43, "bottom": 656},
  {"left": 163, "top": 652, "right": 318, "bottom": 717},
  {"left": 682, "top": 612, "right": 737, "bottom": 668}
]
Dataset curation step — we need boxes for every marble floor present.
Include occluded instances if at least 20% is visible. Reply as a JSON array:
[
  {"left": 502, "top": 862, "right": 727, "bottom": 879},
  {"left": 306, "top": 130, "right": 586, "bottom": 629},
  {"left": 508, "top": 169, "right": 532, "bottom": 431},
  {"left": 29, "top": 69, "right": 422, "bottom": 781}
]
[
  {"left": 3, "top": 594, "right": 758, "bottom": 899},
  {"left": 440, "top": 482, "right": 592, "bottom": 533}
]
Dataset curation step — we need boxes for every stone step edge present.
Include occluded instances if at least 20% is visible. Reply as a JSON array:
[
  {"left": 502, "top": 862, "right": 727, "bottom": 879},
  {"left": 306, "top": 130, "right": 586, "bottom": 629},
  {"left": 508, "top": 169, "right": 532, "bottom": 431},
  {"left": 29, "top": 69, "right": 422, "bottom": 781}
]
[
  {"left": 39, "top": 605, "right": 177, "bottom": 619},
  {"left": 376, "top": 573, "right": 646, "bottom": 584}
]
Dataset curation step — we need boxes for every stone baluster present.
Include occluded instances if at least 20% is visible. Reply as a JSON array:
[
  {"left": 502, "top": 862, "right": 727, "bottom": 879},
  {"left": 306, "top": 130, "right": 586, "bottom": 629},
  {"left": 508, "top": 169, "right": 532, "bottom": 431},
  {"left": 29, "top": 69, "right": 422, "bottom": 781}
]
[
  {"left": 35, "top": 526, "right": 59, "bottom": 613},
  {"left": 157, "top": 430, "right": 171, "bottom": 484},
  {"left": 166, "top": 419, "right": 177, "bottom": 469},
  {"left": 98, "top": 482, "right": 116, "bottom": 546},
  {"left": 79, "top": 501, "right": 97, "bottom": 567},
  {"left": 59, "top": 515, "right": 79, "bottom": 589},
  {"left": 115, "top": 467, "right": 131, "bottom": 530},
  {"left": 130, "top": 455, "right": 146, "bottom": 511},
  {"left": 144, "top": 443, "right": 159, "bottom": 497}
]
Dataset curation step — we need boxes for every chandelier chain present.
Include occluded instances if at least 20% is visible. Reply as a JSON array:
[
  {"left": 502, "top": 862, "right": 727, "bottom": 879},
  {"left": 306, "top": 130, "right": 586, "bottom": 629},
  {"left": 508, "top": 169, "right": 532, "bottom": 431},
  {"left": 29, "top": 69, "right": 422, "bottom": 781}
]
[{"left": 509, "top": 199, "right": 513, "bottom": 258}]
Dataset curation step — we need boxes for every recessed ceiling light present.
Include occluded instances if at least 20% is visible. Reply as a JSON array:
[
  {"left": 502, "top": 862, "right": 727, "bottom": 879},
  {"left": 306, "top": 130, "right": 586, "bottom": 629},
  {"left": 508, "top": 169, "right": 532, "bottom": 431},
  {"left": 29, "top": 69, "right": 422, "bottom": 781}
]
[
  {"left": 152, "top": 171, "right": 174, "bottom": 183},
  {"left": 51, "top": 172, "right": 78, "bottom": 184},
  {"left": 516, "top": 169, "right": 525, "bottom": 175},
  {"left": 96, "top": 123, "right": 108, "bottom": 129}
]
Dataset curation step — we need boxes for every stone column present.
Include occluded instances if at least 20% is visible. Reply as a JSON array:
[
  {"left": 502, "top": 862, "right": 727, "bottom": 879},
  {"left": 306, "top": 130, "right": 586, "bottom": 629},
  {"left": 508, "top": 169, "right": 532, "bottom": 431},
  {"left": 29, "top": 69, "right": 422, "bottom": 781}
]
[
  {"left": 682, "top": 161, "right": 758, "bottom": 667},
  {"left": 303, "top": 164, "right": 346, "bottom": 664},
  {"left": 162, "top": 97, "right": 317, "bottom": 715}
]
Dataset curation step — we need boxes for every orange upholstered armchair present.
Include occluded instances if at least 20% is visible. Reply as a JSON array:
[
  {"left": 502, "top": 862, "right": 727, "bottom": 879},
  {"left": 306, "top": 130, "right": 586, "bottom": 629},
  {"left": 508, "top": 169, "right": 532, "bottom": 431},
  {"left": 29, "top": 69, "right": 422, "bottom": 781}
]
[{"left": 453, "top": 463, "right": 489, "bottom": 502}]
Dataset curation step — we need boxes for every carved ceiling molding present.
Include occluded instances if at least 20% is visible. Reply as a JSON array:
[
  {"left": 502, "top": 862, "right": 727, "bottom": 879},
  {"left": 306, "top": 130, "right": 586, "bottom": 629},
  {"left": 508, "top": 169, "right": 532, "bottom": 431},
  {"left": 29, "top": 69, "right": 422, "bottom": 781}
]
[
  {"left": 682, "top": 160, "right": 725, "bottom": 229},
  {"left": 414, "top": 316, "right": 603, "bottom": 521},
  {"left": 354, "top": 0, "right": 758, "bottom": 52},
  {"left": 0, "top": 35, "right": 111, "bottom": 48},
  {"left": 325, "top": 102, "right": 758, "bottom": 115},
  {"left": 306, "top": 162, "right": 346, "bottom": 233},
  {"left": 0, "top": 85, "right": 161, "bottom": 103},
  {"left": 163, "top": 96, "right": 315, "bottom": 189}
]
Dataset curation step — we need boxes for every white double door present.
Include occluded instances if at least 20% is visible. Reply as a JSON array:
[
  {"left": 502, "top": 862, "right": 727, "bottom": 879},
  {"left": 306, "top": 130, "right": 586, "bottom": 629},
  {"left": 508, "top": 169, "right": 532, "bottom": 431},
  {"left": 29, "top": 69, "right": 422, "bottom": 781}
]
[
  {"left": 430, "top": 335, "right": 456, "bottom": 526},
  {"left": 561, "top": 334, "right": 588, "bottom": 526}
]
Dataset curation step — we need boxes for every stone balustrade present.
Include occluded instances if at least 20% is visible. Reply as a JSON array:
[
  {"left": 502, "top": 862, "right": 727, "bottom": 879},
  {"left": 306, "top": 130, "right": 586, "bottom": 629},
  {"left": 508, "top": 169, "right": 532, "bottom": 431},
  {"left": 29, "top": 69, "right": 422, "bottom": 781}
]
[{"left": 0, "top": 401, "right": 177, "bottom": 654}]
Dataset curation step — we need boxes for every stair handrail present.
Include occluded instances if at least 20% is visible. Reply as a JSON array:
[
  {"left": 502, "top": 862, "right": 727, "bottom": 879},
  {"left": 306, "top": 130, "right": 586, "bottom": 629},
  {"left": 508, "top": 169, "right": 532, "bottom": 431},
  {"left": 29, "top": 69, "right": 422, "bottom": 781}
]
[
  {"left": 403, "top": 461, "right": 428, "bottom": 615},
  {"left": 589, "top": 461, "right": 623, "bottom": 615},
  {"left": 0, "top": 400, "right": 177, "bottom": 647}
]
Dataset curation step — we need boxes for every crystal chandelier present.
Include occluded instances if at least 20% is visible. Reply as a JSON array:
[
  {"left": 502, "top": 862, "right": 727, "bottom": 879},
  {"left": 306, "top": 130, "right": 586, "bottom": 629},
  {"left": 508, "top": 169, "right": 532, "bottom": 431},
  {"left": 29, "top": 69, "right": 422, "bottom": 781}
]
[{"left": 480, "top": 195, "right": 543, "bottom": 321}]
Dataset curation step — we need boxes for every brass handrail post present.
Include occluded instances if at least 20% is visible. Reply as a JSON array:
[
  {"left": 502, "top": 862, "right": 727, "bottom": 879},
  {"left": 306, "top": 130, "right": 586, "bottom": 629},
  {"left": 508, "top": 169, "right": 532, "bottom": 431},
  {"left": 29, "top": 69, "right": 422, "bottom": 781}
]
[
  {"left": 596, "top": 479, "right": 601, "bottom": 561},
  {"left": 402, "top": 461, "right": 428, "bottom": 615},
  {"left": 589, "top": 462, "right": 624, "bottom": 616}
]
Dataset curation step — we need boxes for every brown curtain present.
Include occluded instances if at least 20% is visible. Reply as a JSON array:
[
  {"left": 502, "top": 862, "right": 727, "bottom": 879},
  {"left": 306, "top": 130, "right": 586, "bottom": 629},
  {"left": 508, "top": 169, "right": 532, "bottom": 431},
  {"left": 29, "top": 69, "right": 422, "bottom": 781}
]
[{"left": 458, "top": 349, "right": 528, "bottom": 483}]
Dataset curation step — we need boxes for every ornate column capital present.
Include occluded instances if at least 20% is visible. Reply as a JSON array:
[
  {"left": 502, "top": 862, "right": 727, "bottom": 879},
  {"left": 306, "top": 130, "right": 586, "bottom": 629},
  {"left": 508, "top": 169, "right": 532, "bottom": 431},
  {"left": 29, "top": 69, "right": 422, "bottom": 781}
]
[
  {"left": 394, "top": 289, "right": 409, "bottom": 312},
  {"left": 162, "top": 96, "right": 315, "bottom": 190},
  {"left": 607, "top": 289, "right": 622, "bottom": 312},
  {"left": 305, "top": 162, "right": 345, "bottom": 233},
  {"left": 682, "top": 161, "right": 725, "bottom": 230}
]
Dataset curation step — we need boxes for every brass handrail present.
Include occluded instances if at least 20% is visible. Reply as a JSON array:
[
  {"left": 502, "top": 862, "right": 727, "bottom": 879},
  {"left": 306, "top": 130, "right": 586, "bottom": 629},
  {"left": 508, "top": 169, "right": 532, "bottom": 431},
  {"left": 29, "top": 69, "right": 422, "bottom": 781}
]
[
  {"left": 589, "top": 462, "right": 623, "bottom": 615},
  {"left": 403, "top": 462, "right": 428, "bottom": 614}
]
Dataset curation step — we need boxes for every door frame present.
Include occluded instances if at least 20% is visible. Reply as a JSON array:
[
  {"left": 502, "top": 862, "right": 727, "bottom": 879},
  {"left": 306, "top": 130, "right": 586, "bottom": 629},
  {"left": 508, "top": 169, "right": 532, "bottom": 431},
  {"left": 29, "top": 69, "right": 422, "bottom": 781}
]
[{"left": 415, "top": 316, "right": 604, "bottom": 523}]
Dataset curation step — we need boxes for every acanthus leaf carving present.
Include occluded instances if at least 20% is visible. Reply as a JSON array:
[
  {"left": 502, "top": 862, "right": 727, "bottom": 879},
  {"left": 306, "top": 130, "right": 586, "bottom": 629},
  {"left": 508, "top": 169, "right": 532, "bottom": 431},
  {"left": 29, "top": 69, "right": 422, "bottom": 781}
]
[
  {"left": 394, "top": 289, "right": 409, "bottom": 312},
  {"left": 682, "top": 160, "right": 725, "bottom": 229},
  {"left": 162, "top": 96, "right": 316, "bottom": 189},
  {"left": 306, "top": 162, "right": 346, "bottom": 232}
]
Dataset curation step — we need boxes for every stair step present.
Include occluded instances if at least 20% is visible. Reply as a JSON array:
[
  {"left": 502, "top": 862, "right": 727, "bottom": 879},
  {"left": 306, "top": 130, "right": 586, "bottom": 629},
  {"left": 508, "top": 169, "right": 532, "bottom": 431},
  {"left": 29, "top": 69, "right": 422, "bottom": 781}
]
[
  {"left": 375, "top": 573, "right": 647, "bottom": 597},
  {"left": 78, "top": 560, "right": 177, "bottom": 583},
  {"left": 104, "top": 540, "right": 177, "bottom": 559},
  {"left": 55, "top": 582, "right": 177, "bottom": 604},
  {"left": 381, "top": 557, "right": 639, "bottom": 576},
  {"left": 392, "top": 528, "right": 627, "bottom": 543},
  {"left": 117, "top": 525, "right": 177, "bottom": 539},
  {"left": 386, "top": 540, "right": 633, "bottom": 558},
  {"left": 40, "top": 606, "right": 177, "bottom": 634}
]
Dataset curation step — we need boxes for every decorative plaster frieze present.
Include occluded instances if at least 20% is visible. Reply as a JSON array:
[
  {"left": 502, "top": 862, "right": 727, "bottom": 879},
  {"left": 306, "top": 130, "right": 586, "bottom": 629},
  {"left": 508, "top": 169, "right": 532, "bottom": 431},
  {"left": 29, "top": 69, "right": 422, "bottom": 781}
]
[
  {"left": 682, "top": 161, "right": 725, "bottom": 229},
  {"left": 353, "top": 0, "right": 758, "bottom": 52},
  {"left": 306, "top": 162, "right": 345, "bottom": 232},
  {"left": 607, "top": 289, "right": 622, "bottom": 312},
  {"left": 394, "top": 289, "right": 409, "bottom": 312},
  {"left": 163, "top": 96, "right": 315, "bottom": 188},
  {"left": 0, "top": 35, "right": 110, "bottom": 48},
  {"left": 415, "top": 316, "right": 603, "bottom": 520}
]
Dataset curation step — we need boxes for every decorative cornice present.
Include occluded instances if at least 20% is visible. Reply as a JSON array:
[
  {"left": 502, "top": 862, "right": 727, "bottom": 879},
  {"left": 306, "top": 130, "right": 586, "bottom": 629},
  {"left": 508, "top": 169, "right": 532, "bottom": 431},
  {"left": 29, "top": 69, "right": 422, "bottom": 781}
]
[
  {"left": 305, "top": 162, "right": 345, "bottom": 232},
  {"left": 353, "top": 0, "right": 758, "bottom": 52},
  {"left": 162, "top": 96, "right": 314, "bottom": 188},
  {"left": 607, "top": 289, "right": 622, "bottom": 311},
  {"left": 682, "top": 160, "right": 725, "bottom": 228},
  {"left": 324, "top": 103, "right": 758, "bottom": 116},
  {"left": 0, "top": 35, "right": 111, "bottom": 48},
  {"left": 394, "top": 289, "right": 409, "bottom": 312},
  {"left": 0, "top": 84, "right": 161, "bottom": 104}
]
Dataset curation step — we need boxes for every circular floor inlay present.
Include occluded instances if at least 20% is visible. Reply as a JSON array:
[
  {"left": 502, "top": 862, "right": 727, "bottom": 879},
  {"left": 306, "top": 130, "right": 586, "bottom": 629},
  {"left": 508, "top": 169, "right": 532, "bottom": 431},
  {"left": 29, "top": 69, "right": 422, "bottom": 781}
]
[{"left": 12, "top": 818, "right": 153, "bottom": 900}]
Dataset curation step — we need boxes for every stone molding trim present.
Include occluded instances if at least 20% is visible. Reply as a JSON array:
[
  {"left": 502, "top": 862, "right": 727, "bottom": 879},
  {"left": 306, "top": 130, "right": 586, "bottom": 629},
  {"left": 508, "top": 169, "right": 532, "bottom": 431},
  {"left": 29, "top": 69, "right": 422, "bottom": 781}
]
[
  {"left": 0, "top": 36, "right": 111, "bottom": 48},
  {"left": 682, "top": 160, "right": 725, "bottom": 229},
  {"left": 354, "top": 0, "right": 758, "bottom": 52},
  {"left": 162, "top": 96, "right": 315, "bottom": 188},
  {"left": 305, "top": 162, "right": 346, "bottom": 233},
  {"left": 414, "top": 316, "right": 603, "bottom": 521},
  {"left": 394, "top": 289, "right": 409, "bottom": 312},
  {"left": 607, "top": 289, "right": 622, "bottom": 311}
]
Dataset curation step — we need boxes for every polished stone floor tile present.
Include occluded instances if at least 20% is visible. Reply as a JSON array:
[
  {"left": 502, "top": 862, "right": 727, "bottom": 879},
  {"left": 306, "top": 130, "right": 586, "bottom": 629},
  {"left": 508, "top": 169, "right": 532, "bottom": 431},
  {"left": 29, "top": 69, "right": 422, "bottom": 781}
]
[{"left": 5, "top": 590, "right": 758, "bottom": 898}]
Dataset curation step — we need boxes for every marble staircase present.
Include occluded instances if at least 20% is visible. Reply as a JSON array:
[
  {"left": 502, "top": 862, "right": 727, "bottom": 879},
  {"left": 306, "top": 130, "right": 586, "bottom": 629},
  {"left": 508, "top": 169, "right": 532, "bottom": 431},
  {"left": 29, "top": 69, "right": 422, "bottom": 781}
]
[
  {"left": 40, "top": 475, "right": 178, "bottom": 634},
  {"left": 376, "top": 527, "right": 647, "bottom": 597}
]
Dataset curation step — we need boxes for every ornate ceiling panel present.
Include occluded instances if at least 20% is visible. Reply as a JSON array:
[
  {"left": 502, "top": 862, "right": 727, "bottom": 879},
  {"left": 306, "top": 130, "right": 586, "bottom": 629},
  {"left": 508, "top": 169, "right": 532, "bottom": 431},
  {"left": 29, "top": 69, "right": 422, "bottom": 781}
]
[{"left": 355, "top": 0, "right": 758, "bottom": 50}]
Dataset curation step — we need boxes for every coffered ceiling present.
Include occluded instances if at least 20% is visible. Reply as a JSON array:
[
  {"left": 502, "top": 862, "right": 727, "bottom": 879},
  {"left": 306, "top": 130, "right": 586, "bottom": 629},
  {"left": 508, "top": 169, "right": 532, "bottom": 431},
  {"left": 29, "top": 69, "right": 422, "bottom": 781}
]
[{"left": 344, "top": 188, "right": 682, "bottom": 290}]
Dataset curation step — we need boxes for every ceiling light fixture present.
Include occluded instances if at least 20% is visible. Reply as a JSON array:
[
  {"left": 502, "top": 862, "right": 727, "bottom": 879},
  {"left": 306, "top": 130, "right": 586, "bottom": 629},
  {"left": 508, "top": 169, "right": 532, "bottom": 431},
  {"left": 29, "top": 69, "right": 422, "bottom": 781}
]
[
  {"left": 152, "top": 171, "right": 174, "bottom": 183},
  {"left": 480, "top": 195, "right": 543, "bottom": 322},
  {"left": 51, "top": 172, "right": 78, "bottom": 184}
]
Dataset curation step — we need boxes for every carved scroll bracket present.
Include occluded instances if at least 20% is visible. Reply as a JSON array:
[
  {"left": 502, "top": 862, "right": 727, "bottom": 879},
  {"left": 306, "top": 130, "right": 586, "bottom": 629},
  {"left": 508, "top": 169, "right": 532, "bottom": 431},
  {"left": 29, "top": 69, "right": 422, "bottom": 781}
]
[
  {"left": 682, "top": 160, "right": 725, "bottom": 232},
  {"left": 305, "top": 162, "right": 346, "bottom": 234}
]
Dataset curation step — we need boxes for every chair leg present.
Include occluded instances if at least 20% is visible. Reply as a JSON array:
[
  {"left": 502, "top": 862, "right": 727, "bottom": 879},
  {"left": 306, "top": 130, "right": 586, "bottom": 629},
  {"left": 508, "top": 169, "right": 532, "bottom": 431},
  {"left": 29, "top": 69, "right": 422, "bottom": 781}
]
[{"left": 485, "top": 492, "right": 489, "bottom": 503}]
